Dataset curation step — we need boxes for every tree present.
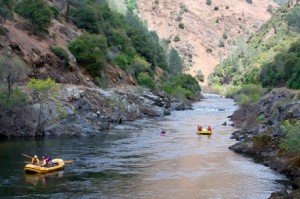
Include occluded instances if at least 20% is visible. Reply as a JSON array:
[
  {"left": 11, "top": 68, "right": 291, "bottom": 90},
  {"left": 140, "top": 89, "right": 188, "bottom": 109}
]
[
  {"left": 15, "top": 0, "right": 53, "bottom": 33},
  {"left": 0, "top": 0, "right": 15, "bottom": 23},
  {"left": 27, "top": 78, "right": 59, "bottom": 136},
  {"left": 0, "top": 55, "right": 30, "bottom": 102},
  {"left": 68, "top": 32, "right": 108, "bottom": 76},
  {"left": 196, "top": 70, "right": 204, "bottom": 82},
  {"left": 129, "top": 55, "right": 151, "bottom": 77},
  {"left": 168, "top": 48, "right": 183, "bottom": 75},
  {"left": 137, "top": 72, "right": 155, "bottom": 89}
]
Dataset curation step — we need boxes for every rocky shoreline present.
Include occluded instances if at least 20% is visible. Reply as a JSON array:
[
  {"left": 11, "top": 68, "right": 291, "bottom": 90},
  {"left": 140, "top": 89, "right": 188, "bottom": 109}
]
[
  {"left": 0, "top": 85, "right": 200, "bottom": 138},
  {"left": 228, "top": 88, "right": 300, "bottom": 199}
]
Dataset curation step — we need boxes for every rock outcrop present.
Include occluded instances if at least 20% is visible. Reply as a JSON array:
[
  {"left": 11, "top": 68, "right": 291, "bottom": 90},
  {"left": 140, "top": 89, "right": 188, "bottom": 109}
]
[
  {"left": 0, "top": 85, "right": 193, "bottom": 138},
  {"left": 228, "top": 88, "right": 300, "bottom": 198}
]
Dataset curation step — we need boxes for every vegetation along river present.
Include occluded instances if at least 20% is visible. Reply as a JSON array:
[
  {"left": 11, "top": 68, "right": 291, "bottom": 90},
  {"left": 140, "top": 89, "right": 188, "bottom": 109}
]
[{"left": 0, "top": 94, "right": 290, "bottom": 199}]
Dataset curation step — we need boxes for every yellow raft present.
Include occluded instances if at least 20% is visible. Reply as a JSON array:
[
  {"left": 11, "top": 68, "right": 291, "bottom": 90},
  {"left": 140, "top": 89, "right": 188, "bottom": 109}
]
[
  {"left": 24, "top": 159, "right": 65, "bottom": 174},
  {"left": 197, "top": 129, "right": 212, "bottom": 135}
]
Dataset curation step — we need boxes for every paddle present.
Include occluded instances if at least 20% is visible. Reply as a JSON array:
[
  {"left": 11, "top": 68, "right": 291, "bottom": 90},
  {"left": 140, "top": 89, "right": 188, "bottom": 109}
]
[
  {"left": 64, "top": 160, "right": 73, "bottom": 164},
  {"left": 22, "top": 154, "right": 33, "bottom": 159}
]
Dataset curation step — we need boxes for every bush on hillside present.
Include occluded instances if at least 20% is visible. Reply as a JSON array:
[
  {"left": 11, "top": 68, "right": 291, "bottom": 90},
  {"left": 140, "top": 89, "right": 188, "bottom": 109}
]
[
  {"left": 137, "top": 72, "right": 155, "bottom": 89},
  {"left": 68, "top": 32, "right": 108, "bottom": 76},
  {"left": 233, "top": 84, "right": 262, "bottom": 105},
  {"left": 0, "top": 0, "right": 15, "bottom": 21},
  {"left": 128, "top": 55, "right": 152, "bottom": 77},
  {"left": 206, "top": 0, "right": 212, "bottom": 6},
  {"left": 280, "top": 120, "right": 300, "bottom": 155},
  {"left": 161, "top": 74, "right": 201, "bottom": 100},
  {"left": 15, "top": 0, "right": 53, "bottom": 34},
  {"left": 168, "top": 48, "right": 183, "bottom": 75},
  {"left": 50, "top": 46, "right": 69, "bottom": 69},
  {"left": 286, "top": 6, "right": 300, "bottom": 32},
  {"left": 260, "top": 39, "right": 300, "bottom": 89},
  {"left": 179, "top": 22, "right": 184, "bottom": 29}
]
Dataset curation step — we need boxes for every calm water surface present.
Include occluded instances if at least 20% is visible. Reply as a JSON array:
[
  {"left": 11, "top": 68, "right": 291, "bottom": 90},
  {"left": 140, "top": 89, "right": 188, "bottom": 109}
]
[{"left": 0, "top": 94, "right": 288, "bottom": 198}]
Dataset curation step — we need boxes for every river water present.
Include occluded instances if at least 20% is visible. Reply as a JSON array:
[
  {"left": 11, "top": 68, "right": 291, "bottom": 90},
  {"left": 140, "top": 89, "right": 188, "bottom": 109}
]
[{"left": 0, "top": 94, "right": 289, "bottom": 199}]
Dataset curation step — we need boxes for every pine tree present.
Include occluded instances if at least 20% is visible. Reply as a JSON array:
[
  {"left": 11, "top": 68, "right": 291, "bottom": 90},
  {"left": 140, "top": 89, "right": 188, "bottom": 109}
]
[{"left": 15, "top": 0, "right": 52, "bottom": 33}]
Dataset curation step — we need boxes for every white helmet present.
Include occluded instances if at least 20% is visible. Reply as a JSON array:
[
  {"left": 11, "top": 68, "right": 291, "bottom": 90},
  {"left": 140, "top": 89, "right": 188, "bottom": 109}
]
[{"left": 34, "top": 155, "right": 37, "bottom": 158}]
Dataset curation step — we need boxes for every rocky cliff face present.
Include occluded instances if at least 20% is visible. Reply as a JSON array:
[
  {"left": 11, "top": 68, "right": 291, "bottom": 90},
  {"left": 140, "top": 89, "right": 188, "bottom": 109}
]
[{"left": 136, "top": 0, "right": 277, "bottom": 84}]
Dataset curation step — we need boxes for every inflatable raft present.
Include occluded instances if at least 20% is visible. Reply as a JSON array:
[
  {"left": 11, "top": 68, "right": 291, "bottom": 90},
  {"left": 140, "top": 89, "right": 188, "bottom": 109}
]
[
  {"left": 24, "top": 159, "right": 65, "bottom": 174},
  {"left": 196, "top": 129, "right": 212, "bottom": 135}
]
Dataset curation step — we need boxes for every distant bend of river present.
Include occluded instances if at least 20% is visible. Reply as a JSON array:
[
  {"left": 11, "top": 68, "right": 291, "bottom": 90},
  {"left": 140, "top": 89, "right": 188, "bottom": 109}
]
[{"left": 0, "top": 94, "right": 289, "bottom": 199}]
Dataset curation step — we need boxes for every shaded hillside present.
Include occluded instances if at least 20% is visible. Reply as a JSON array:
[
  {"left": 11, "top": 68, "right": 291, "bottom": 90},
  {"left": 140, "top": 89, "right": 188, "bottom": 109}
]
[{"left": 135, "top": 0, "right": 277, "bottom": 84}]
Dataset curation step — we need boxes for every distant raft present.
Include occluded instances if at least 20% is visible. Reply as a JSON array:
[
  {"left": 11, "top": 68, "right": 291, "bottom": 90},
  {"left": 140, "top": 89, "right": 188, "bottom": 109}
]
[
  {"left": 196, "top": 129, "right": 212, "bottom": 135},
  {"left": 24, "top": 158, "right": 65, "bottom": 174}
]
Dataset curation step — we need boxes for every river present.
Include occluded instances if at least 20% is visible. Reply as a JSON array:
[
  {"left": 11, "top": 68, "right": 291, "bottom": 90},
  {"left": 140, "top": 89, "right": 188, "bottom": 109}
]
[{"left": 0, "top": 94, "right": 289, "bottom": 199}]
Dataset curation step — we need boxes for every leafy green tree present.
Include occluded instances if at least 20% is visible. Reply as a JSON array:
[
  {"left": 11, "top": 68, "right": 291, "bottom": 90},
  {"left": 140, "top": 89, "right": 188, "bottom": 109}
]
[
  {"left": 27, "top": 78, "right": 59, "bottom": 136},
  {"left": 286, "top": 6, "right": 300, "bottom": 32},
  {"left": 260, "top": 39, "right": 300, "bottom": 89},
  {"left": 15, "top": 0, "right": 53, "bottom": 33},
  {"left": 161, "top": 74, "right": 201, "bottom": 99},
  {"left": 0, "top": 0, "right": 15, "bottom": 22},
  {"left": 196, "top": 70, "right": 204, "bottom": 82},
  {"left": 129, "top": 55, "right": 151, "bottom": 77},
  {"left": 68, "top": 32, "right": 108, "bottom": 76},
  {"left": 168, "top": 48, "right": 183, "bottom": 75},
  {"left": 0, "top": 55, "right": 30, "bottom": 102},
  {"left": 71, "top": 3, "right": 100, "bottom": 34},
  {"left": 280, "top": 120, "right": 300, "bottom": 155},
  {"left": 137, "top": 72, "right": 155, "bottom": 89}
]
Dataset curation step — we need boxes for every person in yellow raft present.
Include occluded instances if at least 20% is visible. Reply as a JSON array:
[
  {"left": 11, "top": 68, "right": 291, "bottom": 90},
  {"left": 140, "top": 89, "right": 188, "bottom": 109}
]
[{"left": 31, "top": 155, "right": 40, "bottom": 165}]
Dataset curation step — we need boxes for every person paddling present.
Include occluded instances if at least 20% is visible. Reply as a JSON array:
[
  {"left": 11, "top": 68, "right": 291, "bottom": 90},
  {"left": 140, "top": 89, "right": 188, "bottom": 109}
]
[
  {"left": 208, "top": 125, "right": 212, "bottom": 131},
  {"left": 197, "top": 125, "right": 202, "bottom": 131},
  {"left": 31, "top": 155, "right": 40, "bottom": 166},
  {"left": 161, "top": 129, "right": 166, "bottom": 135}
]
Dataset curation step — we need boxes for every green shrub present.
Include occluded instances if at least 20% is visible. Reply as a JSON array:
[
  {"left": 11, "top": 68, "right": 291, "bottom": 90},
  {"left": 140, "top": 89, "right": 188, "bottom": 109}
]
[
  {"left": 222, "top": 32, "right": 228, "bottom": 40},
  {"left": 246, "top": 0, "right": 252, "bottom": 4},
  {"left": 195, "top": 70, "right": 204, "bottom": 82},
  {"left": 68, "top": 32, "right": 108, "bottom": 76},
  {"left": 137, "top": 72, "right": 155, "bottom": 89},
  {"left": 206, "top": 0, "right": 212, "bottom": 6},
  {"left": 15, "top": 0, "right": 53, "bottom": 34},
  {"left": 253, "top": 133, "right": 272, "bottom": 149},
  {"left": 50, "top": 46, "right": 69, "bottom": 69},
  {"left": 114, "top": 54, "right": 130, "bottom": 70},
  {"left": 219, "top": 40, "right": 225, "bottom": 47},
  {"left": 286, "top": 6, "right": 300, "bottom": 32},
  {"left": 267, "top": 5, "right": 273, "bottom": 14},
  {"left": 0, "top": 88, "right": 27, "bottom": 109},
  {"left": 178, "top": 22, "right": 184, "bottom": 29},
  {"left": 95, "top": 76, "right": 109, "bottom": 89},
  {"left": 0, "top": 26, "right": 8, "bottom": 36},
  {"left": 160, "top": 74, "right": 201, "bottom": 99},
  {"left": 125, "top": 0, "right": 137, "bottom": 11},
  {"left": 174, "top": 35, "right": 180, "bottom": 42},
  {"left": 233, "top": 84, "right": 262, "bottom": 105},
  {"left": 214, "top": 6, "right": 219, "bottom": 11},
  {"left": 280, "top": 120, "right": 300, "bottom": 155},
  {"left": 0, "top": 0, "right": 15, "bottom": 21},
  {"left": 128, "top": 55, "right": 151, "bottom": 77},
  {"left": 50, "top": 6, "right": 59, "bottom": 19}
]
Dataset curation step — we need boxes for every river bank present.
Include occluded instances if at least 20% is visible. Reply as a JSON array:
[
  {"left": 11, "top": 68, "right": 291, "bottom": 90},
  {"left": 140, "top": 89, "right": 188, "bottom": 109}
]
[
  {"left": 0, "top": 85, "right": 201, "bottom": 138},
  {"left": 228, "top": 88, "right": 300, "bottom": 198}
]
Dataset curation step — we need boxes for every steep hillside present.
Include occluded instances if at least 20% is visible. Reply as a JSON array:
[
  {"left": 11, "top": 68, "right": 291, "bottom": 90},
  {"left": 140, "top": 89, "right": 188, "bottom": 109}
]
[
  {"left": 209, "top": 3, "right": 300, "bottom": 93},
  {"left": 136, "top": 0, "right": 277, "bottom": 84}
]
